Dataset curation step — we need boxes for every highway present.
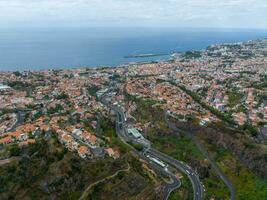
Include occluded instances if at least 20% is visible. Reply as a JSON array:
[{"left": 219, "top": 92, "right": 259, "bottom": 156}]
[
  {"left": 100, "top": 93, "right": 204, "bottom": 200},
  {"left": 165, "top": 116, "right": 235, "bottom": 200},
  {"left": 101, "top": 96, "right": 181, "bottom": 199},
  {"left": 148, "top": 148, "right": 204, "bottom": 200}
]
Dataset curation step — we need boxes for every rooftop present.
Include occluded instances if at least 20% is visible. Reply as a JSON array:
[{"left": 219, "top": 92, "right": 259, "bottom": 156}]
[
  {"left": 128, "top": 128, "right": 143, "bottom": 139},
  {"left": 0, "top": 84, "right": 11, "bottom": 90}
]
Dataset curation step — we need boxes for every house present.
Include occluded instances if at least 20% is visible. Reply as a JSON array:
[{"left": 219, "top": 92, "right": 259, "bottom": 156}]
[
  {"left": 233, "top": 112, "right": 247, "bottom": 126},
  {"left": 9, "top": 131, "right": 28, "bottom": 141},
  {"left": 62, "top": 134, "right": 72, "bottom": 144},
  {"left": 18, "top": 124, "right": 36, "bottom": 133},
  {"left": 0, "top": 84, "right": 11, "bottom": 92},
  {"left": 78, "top": 146, "right": 90, "bottom": 158},
  {"left": 40, "top": 124, "right": 50, "bottom": 132},
  {"left": 88, "top": 134, "right": 97, "bottom": 146},
  {"left": 61, "top": 133, "right": 77, "bottom": 151},
  {"left": 75, "top": 106, "right": 84, "bottom": 114},
  {"left": 72, "top": 129, "right": 83, "bottom": 136},
  {"left": 199, "top": 118, "right": 210, "bottom": 126},
  {"left": 105, "top": 147, "right": 120, "bottom": 159},
  {"left": 0, "top": 136, "right": 12, "bottom": 145},
  {"left": 68, "top": 140, "right": 79, "bottom": 152},
  {"left": 215, "top": 103, "right": 225, "bottom": 111},
  {"left": 20, "top": 139, "right": 36, "bottom": 146},
  {"left": 91, "top": 121, "right": 97, "bottom": 129},
  {"left": 81, "top": 130, "right": 91, "bottom": 140}
]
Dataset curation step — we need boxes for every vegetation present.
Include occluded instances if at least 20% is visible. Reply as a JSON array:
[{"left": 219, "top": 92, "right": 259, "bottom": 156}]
[
  {"left": 201, "top": 137, "right": 267, "bottom": 200},
  {"left": 47, "top": 104, "right": 64, "bottom": 115},
  {"left": 149, "top": 128, "right": 230, "bottom": 199},
  {"left": 252, "top": 81, "right": 267, "bottom": 89},
  {"left": 236, "top": 104, "right": 247, "bottom": 113},
  {"left": 13, "top": 71, "right": 22, "bottom": 77},
  {"left": 178, "top": 84, "right": 235, "bottom": 125},
  {"left": 6, "top": 81, "right": 33, "bottom": 92},
  {"left": 86, "top": 155, "right": 158, "bottom": 200},
  {"left": 128, "top": 95, "right": 230, "bottom": 199},
  {"left": 178, "top": 83, "right": 259, "bottom": 136},
  {"left": 150, "top": 130, "right": 202, "bottom": 160},
  {"left": 0, "top": 108, "right": 14, "bottom": 117},
  {"left": 78, "top": 113, "right": 163, "bottom": 200},
  {"left": 0, "top": 134, "right": 136, "bottom": 200},
  {"left": 125, "top": 93, "right": 164, "bottom": 124},
  {"left": 9, "top": 144, "right": 21, "bottom": 157},
  {"left": 87, "top": 85, "right": 100, "bottom": 97},
  {"left": 169, "top": 176, "right": 193, "bottom": 200},
  {"left": 183, "top": 51, "right": 202, "bottom": 59},
  {"left": 100, "top": 116, "right": 130, "bottom": 154},
  {"left": 240, "top": 122, "right": 258, "bottom": 137},
  {"left": 130, "top": 143, "right": 144, "bottom": 151},
  {"left": 32, "top": 111, "right": 43, "bottom": 120},
  {"left": 226, "top": 89, "right": 244, "bottom": 108},
  {"left": 56, "top": 92, "right": 69, "bottom": 100},
  {"left": 127, "top": 85, "right": 267, "bottom": 199},
  {"left": 257, "top": 93, "right": 267, "bottom": 105}
]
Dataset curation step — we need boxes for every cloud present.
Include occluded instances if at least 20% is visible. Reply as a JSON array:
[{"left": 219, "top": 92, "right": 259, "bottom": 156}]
[{"left": 0, "top": 0, "right": 266, "bottom": 28}]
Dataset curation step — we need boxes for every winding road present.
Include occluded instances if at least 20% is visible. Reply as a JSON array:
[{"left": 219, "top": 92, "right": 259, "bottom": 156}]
[
  {"left": 100, "top": 92, "right": 204, "bottom": 200},
  {"left": 7, "top": 111, "right": 25, "bottom": 132},
  {"left": 165, "top": 115, "right": 235, "bottom": 200}
]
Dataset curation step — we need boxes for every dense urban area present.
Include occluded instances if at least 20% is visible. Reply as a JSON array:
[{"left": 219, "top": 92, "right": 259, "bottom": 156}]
[{"left": 0, "top": 39, "right": 267, "bottom": 200}]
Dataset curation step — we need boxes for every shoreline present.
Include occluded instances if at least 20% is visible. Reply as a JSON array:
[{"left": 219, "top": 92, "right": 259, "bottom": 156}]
[
  {"left": 0, "top": 55, "right": 173, "bottom": 73},
  {"left": 0, "top": 37, "right": 267, "bottom": 73}
]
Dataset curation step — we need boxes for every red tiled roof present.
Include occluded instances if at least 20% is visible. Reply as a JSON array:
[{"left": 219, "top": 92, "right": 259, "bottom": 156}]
[
  {"left": 78, "top": 146, "right": 88, "bottom": 154},
  {"left": 0, "top": 136, "right": 12, "bottom": 144}
]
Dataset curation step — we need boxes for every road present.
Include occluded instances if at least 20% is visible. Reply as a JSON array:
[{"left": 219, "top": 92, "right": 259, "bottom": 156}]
[
  {"left": 193, "top": 140, "right": 235, "bottom": 200},
  {"left": 148, "top": 148, "right": 204, "bottom": 200},
  {"left": 100, "top": 94, "right": 204, "bottom": 200},
  {"left": 0, "top": 158, "right": 13, "bottom": 166},
  {"left": 7, "top": 111, "right": 25, "bottom": 132},
  {"left": 150, "top": 161, "right": 182, "bottom": 200},
  {"left": 0, "top": 157, "right": 20, "bottom": 166},
  {"left": 79, "top": 162, "right": 131, "bottom": 200},
  {"left": 165, "top": 115, "right": 235, "bottom": 200},
  {"left": 112, "top": 101, "right": 181, "bottom": 199}
]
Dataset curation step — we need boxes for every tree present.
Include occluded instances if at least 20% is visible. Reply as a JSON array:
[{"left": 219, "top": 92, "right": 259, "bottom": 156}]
[
  {"left": 56, "top": 92, "right": 69, "bottom": 100},
  {"left": 13, "top": 71, "right": 22, "bottom": 77},
  {"left": 28, "top": 132, "right": 34, "bottom": 139},
  {"left": 10, "top": 144, "right": 21, "bottom": 156}
]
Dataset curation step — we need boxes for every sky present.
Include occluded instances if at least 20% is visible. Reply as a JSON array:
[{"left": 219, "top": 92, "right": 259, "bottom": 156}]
[{"left": 0, "top": 0, "right": 267, "bottom": 29}]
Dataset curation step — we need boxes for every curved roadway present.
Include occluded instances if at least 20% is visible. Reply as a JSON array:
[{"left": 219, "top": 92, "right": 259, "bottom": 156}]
[
  {"left": 165, "top": 116, "right": 235, "bottom": 200},
  {"left": 100, "top": 94, "right": 204, "bottom": 200}
]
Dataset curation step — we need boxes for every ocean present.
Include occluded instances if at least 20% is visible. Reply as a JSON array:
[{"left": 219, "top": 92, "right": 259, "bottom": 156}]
[{"left": 0, "top": 27, "right": 267, "bottom": 71}]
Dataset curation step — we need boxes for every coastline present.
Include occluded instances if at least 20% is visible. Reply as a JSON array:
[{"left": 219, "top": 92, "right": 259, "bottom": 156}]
[{"left": 1, "top": 28, "right": 267, "bottom": 72}]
